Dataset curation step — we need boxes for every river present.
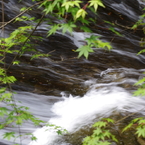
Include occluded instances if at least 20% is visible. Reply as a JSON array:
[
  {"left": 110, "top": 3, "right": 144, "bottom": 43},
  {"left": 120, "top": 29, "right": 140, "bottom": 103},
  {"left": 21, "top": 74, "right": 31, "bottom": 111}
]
[{"left": 0, "top": 0, "right": 145, "bottom": 145}]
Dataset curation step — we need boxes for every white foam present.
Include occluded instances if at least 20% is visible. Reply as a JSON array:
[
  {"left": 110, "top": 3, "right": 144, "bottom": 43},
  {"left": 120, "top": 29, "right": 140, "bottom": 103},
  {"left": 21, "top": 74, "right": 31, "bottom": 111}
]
[{"left": 29, "top": 86, "right": 145, "bottom": 145}]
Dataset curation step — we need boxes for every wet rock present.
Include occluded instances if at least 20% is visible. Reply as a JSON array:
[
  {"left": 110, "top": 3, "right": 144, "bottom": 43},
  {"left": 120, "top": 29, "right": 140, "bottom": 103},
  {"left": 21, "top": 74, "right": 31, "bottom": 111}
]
[{"left": 137, "top": 137, "right": 145, "bottom": 145}]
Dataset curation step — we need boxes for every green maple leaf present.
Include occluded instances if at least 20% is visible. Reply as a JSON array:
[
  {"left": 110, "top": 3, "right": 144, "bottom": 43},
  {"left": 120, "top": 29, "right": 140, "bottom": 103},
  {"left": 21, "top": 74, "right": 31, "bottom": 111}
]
[
  {"left": 133, "top": 88, "right": 145, "bottom": 96},
  {"left": 61, "top": 22, "right": 76, "bottom": 34},
  {"left": 76, "top": 45, "right": 94, "bottom": 59},
  {"left": 138, "top": 119, "right": 145, "bottom": 124},
  {"left": 103, "top": 118, "right": 114, "bottom": 123},
  {"left": 89, "top": 0, "right": 105, "bottom": 11},
  {"left": 3, "top": 132, "right": 15, "bottom": 140},
  {"left": 93, "top": 121, "right": 107, "bottom": 128},
  {"left": 134, "top": 77, "right": 145, "bottom": 85},
  {"left": 93, "top": 128, "right": 102, "bottom": 135},
  {"left": 122, "top": 122, "right": 133, "bottom": 132},
  {"left": 136, "top": 126, "right": 145, "bottom": 137},
  {"left": 57, "top": 130, "right": 63, "bottom": 135},
  {"left": 47, "top": 24, "right": 60, "bottom": 36},
  {"left": 75, "top": 9, "right": 87, "bottom": 19}
]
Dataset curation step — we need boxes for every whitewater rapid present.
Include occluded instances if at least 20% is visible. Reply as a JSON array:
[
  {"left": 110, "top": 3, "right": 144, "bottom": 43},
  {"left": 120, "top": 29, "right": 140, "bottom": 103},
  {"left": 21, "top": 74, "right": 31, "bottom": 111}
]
[{"left": 29, "top": 84, "right": 145, "bottom": 145}]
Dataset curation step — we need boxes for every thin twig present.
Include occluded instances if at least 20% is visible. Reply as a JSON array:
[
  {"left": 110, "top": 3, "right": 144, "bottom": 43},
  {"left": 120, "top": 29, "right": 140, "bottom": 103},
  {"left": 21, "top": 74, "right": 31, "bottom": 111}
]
[
  {"left": 0, "top": 1, "right": 43, "bottom": 29},
  {"left": 115, "top": 107, "right": 145, "bottom": 124},
  {"left": 1, "top": 1, "right": 22, "bottom": 144},
  {"left": 8, "top": 83, "right": 23, "bottom": 145},
  {"left": 1, "top": 0, "right": 4, "bottom": 34},
  {"left": 7, "top": 14, "right": 45, "bottom": 70},
  {"left": 1, "top": 0, "right": 6, "bottom": 69}
]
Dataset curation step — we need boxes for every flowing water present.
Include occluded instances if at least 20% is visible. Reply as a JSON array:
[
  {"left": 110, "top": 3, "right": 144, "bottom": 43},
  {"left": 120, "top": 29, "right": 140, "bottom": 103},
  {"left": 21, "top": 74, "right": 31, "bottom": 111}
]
[{"left": 0, "top": 0, "right": 145, "bottom": 145}]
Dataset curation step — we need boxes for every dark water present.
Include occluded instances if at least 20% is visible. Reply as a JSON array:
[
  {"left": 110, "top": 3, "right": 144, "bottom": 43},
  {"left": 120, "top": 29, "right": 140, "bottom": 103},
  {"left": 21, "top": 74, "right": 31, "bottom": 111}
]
[{"left": 0, "top": 0, "right": 145, "bottom": 145}]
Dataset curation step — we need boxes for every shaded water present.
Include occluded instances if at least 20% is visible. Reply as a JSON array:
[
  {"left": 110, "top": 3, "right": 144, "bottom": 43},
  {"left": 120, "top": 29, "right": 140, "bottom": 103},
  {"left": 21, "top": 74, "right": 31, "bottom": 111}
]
[{"left": 0, "top": 0, "right": 145, "bottom": 144}]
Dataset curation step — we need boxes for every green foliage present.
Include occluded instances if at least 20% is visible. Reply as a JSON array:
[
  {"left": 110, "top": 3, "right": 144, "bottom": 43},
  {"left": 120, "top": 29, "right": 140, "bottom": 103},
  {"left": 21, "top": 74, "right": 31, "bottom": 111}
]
[
  {"left": 88, "top": 0, "right": 105, "bottom": 11},
  {"left": 131, "top": 3, "right": 145, "bottom": 97},
  {"left": 131, "top": 12, "right": 145, "bottom": 30},
  {"left": 104, "top": 21, "right": 122, "bottom": 36},
  {"left": 47, "top": 22, "right": 76, "bottom": 36},
  {"left": 133, "top": 6, "right": 145, "bottom": 97},
  {"left": 15, "top": 16, "right": 35, "bottom": 22},
  {"left": 75, "top": 9, "right": 87, "bottom": 19},
  {"left": 13, "top": 61, "right": 20, "bottom": 65},
  {"left": 122, "top": 117, "right": 145, "bottom": 138},
  {"left": 83, "top": 116, "right": 145, "bottom": 145},
  {"left": 31, "top": 53, "right": 50, "bottom": 60},
  {"left": 133, "top": 74, "right": 145, "bottom": 96},
  {"left": 62, "top": 1, "right": 81, "bottom": 11},
  {"left": 45, "top": 123, "right": 68, "bottom": 135},
  {"left": 0, "top": 68, "right": 16, "bottom": 84},
  {"left": 82, "top": 118, "right": 118, "bottom": 145},
  {"left": 47, "top": 24, "right": 60, "bottom": 36},
  {"left": 37, "top": 0, "right": 110, "bottom": 59},
  {"left": 0, "top": 0, "right": 106, "bottom": 143},
  {"left": 3, "top": 132, "right": 16, "bottom": 141},
  {"left": 3, "top": 0, "right": 145, "bottom": 144},
  {"left": 109, "top": 27, "right": 122, "bottom": 36},
  {"left": 134, "top": 76, "right": 145, "bottom": 85},
  {"left": 61, "top": 22, "right": 76, "bottom": 34},
  {"left": 76, "top": 35, "right": 112, "bottom": 58},
  {"left": 76, "top": 45, "right": 94, "bottom": 59},
  {"left": 25, "top": 133, "right": 37, "bottom": 141},
  {"left": 0, "top": 2, "right": 68, "bottom": 142},
  {"left": 134, "top": 87, "right": 145, "bottom": 96}
]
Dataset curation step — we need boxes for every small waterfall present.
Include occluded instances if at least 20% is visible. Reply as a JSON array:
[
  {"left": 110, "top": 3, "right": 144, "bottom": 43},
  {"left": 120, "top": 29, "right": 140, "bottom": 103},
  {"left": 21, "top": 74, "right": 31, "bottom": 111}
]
[
  {"left": 29, "top": 85, "right": 145, "bottom": 145},
  {"left": 0, "top": 0, "right": 145, "bottom": 144}
]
